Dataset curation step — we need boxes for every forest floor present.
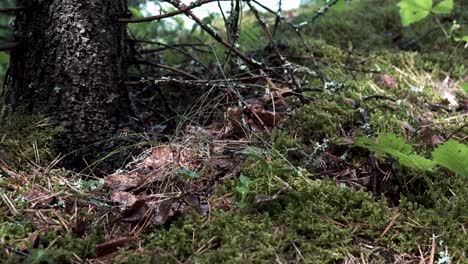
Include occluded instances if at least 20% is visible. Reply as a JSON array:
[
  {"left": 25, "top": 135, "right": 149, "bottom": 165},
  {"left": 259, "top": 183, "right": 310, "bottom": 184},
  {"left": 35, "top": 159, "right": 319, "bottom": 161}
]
[{"left": 1, "top": 1, "right": 467, "bottom": 263}]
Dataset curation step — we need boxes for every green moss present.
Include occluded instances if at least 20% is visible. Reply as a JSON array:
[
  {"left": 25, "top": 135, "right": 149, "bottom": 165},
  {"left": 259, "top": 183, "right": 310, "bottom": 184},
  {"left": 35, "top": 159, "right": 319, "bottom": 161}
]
[
  {"left": 0, "top": 222, "right": 34, "bottom": 245},
  {"left": 386, "top": 174, "right": 468, "bottom": 258},
  {"left": 30, "top": 231, "right": 99, "bottom": 262},
  {"left": 291, "top": 97, "right": 356, "bottom": 142},
  {"left": 0, "top": 113, "right": 63, "bottom": 168},
  {"left": 143, "top": 179, "right": 392, "bottom": 263}
]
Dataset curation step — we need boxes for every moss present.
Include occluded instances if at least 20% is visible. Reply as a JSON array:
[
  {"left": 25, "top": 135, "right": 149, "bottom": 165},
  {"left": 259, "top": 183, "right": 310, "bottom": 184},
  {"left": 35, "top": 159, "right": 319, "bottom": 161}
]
[
  {"left": 0, "top": 227, "right": 103, "bottom": 263},
  {"left": 277, "top": 0, "right": 468, "bottom": 77},
  {"left": 143, "top": 179, "right": 392, "bottom": 263},
  {"left": 0, "top": 222, "right": 34, "bottom": 245},
  {"left": 386, "top": 174, "right": 468, "bottom": 258},
  {"left": 0, "top": 113, "right": 63, "bottom": 169},
  {"left": 290, "top": 96, "right": 356, "bottom": 142},
  {"left": 139, "top": 171, "right": 467, "bottom": 262},
  {"left": 29, "top": 231, "right": 99, "bottom": 262}
]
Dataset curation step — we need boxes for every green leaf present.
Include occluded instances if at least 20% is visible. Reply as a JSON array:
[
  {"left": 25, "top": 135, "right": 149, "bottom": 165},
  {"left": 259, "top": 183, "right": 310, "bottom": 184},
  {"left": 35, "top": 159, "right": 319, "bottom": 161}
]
[
  {"left": 178, "top": 168, "right": 200, "bottom": 180},
  {"left": 129, "top": 7, "right": 143, "bottom": 18},
  {"left": 432, "top": 140, "right": 468, "bottom": 177},
  {"left": 400, "top": 154, "right": 435, "bottom": 170},
  {"left": 172, "top": 16, "right": 185, "bottom": 26},
  {"left": 235, "top": 147, "right": 267, "bottom": 163},
  {"left": 239, "top": 174, "right": 251, "bottom": 186},
  {"left": 378, "top": 133, "right": 413, "bottom": 155},
  {"left": 431, "top": 0, "right": 454, "bottom": 14},
  {"left": 397, "top": 0, "right": 432, "bottom": 26},
  {"left": 236, "top": 186, "right": 249, "bottom": 196},
  {"left": 0, "top": 52, "right": 10, "bottom": 64},
  {"left": 236, "top": 201, "right": 249, "bottom": 209},
  {"left": 459, "top": 82, "right": 468, "bottom": 94},
  {"left": 190, "top": 23, "right": 199, "bottom": 34},
  {"left": 355, "top": 133, "right": 434, "bottom": 170},
  {"left": 454, "top": 35, "right": 468, "bottom": 43}
]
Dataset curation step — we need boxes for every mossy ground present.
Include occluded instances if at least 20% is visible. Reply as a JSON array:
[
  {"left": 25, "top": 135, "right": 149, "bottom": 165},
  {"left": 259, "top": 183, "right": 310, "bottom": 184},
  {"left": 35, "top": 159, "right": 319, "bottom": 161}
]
[{"left": 0, "top": 0, "right": 467, "bottom": 263}]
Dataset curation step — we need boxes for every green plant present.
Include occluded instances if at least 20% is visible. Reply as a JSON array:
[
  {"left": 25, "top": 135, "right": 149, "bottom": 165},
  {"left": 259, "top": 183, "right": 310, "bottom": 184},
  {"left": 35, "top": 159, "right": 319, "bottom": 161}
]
[
  {"left": 235, "top": 174, "right": 259, "bottom": 208},
  {"left": 397, "top": 0, "right": 453, "bottom": 26},
  {"left": 432, "top": 139, "right": 468, "bottom": 177},
  {"left": 355, "top": 133, "right": 468, "bottom": 177},
  {"left": 397, "top": 0, "right": 467, "bottom": 44},
  {"left": 177, "top": 167, "right": 200, "bottom": 180},
  {"left": 355, "top": 133, "right": 434, "bottom": 170}
]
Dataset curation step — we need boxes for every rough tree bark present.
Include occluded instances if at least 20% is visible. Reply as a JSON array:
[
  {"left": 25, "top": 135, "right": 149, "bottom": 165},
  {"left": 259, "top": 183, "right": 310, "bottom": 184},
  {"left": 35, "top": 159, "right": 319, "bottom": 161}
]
[{"left": 3, "top": 0, "right": 131, "bottom": 169}]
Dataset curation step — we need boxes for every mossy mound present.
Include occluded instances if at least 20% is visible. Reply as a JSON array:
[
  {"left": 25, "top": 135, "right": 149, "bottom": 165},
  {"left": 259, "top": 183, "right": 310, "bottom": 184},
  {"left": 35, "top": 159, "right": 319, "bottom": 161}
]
[{"left": 0, "top": 113, "right": 62, "bottom": 169}]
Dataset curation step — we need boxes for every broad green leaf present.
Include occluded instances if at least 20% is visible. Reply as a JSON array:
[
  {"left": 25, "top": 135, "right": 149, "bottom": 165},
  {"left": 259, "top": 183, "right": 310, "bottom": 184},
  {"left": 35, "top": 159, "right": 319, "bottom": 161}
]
[
  {"left": 0, "top": 52, "right": 10, "bottom": 64},
  {"left": 129, "top": 7, "right": 143, "bottom": 18},
  {"left": 432, "top": 140, "right": 468, "bottom": 177},
  {"left": 355, "top": 133, "right": 434, "bottom": 170},
  {"left": 454, "top": 35, "right": 468, "bottom": 42},
  {"left": 239, "top": 174, "right": 251, "bottom": 186},
  {"left": 400, "top": 154, "right": 435, "bottom": 170},
  {"left": 172, "top": 16, "right": 185, "bottom": 26},
  {"left": 378, "top": 133, "right": 413, "bottom": 155},
  {"left": 431, "top": 0, "right": 453, "bottom": 14},
  {"left": 236, "top": 186, "right": 249, "bottom": 196},
  {"left": 397, "top": 0, "right": 432, "bottom": 26}
]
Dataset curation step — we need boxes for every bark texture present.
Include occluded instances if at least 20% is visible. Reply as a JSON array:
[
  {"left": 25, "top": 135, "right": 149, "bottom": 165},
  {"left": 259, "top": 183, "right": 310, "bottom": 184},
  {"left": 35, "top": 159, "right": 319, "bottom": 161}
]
[{"left": 5, "top": 0, "right": 130, "bottom": 169}]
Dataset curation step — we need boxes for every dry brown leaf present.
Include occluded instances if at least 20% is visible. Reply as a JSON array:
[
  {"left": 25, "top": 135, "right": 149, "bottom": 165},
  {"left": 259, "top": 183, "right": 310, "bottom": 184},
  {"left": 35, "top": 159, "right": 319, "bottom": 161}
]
[
  {"left": 142, "top": 146, "right": 174, "bottom": 169},
  {"left": 183, "top": 194, "right": 202, "bottom": 213},
  {"left": 122, "top": 200, "right": 150, "bottom": 223},
  {"left": 95, "top": 236, "right": 137, "bottom": 257},
  {"left": 375, "top": 74, "right": 397, "bottom": 89},
  {"left": 152, "top": 199, "right": 174, "bottom": 226},
  {"left": 104, "top": 173, "right": 142, "bottom": 191},
  {"left": 254, "top": 110, "right": 285, "bottom": 127},
  {"left": 419, "top": 112, "right": 445, "bottom": 147},
  {"left": 111, "top": 191, "right": 138, "bottom": 207},
  {"left": 21, "top": 189, "right": 52, "bottom": 204}
]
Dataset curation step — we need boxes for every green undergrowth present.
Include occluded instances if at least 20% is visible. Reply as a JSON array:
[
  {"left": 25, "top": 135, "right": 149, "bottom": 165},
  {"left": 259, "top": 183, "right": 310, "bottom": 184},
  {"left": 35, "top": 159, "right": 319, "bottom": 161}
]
[
  {"left": 1, "top": 0, "right": 467, "bottom": 263},
  {"left": 0, "top": 221, "right": 104, "bottom": 263},
  {"left": 112, "top": 174, "right": 467, "bottom": 263},
  {"left": 0, "top": 113, "right": 62, "bottom": 169}
]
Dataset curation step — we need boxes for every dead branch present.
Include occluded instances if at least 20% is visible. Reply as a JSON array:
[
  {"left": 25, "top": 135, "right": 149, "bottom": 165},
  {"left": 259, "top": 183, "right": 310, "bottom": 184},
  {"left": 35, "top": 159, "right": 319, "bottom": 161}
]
[
  {"left": 0, "top": 6, "right": 29, "bottom": 13},
  {"left": 0, "top": 42, "right": 18, "bottom": 52},
  {"left": 119, "top": 0, "right": 226, "bottom": 23},
  {"left": 165, "top": 0, "right": 262, "bottom": 70}
]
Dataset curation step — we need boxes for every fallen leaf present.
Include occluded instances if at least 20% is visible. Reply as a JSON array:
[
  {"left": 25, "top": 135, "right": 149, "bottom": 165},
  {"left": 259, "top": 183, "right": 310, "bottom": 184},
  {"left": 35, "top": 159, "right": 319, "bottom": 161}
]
[
  {"left": 122, "top": 200, "right": 150, "bottom": 223},
  {"left": 111, "top": 191, "right": 138, "bottom": 207},
  {"left": 184, "top": 194, "right": 202, "bottom": 213},
  {"left": 95, "top": 236, "right": 137, "bottom": 257},
  {"left": 152, "top": 199, "right": 174, "bottom": 226},
  {"left": 254, "top": 110, "right": 285, "bottom": 127},
  {"left": 402, "top": 122, "right": 416, "bottom": 134},
  {"left": 21, "top": 189, "right": 52, "bottom": 204},
  {"left": 142, "top": 146, "right": 174, "bottom": 169},
  {"left": 375, "top": 74, "right": 397, "bottom": 89},
  {"left": 104, "top": 173, "right": 142, "bottom": 191}
]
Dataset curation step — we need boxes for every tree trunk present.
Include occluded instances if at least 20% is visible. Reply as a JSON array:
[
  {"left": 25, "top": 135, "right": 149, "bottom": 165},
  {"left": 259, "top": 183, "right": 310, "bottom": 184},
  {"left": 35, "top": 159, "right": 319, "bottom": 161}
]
[{"left": 4, "top": 0, "right": 130, "bottom": 170}]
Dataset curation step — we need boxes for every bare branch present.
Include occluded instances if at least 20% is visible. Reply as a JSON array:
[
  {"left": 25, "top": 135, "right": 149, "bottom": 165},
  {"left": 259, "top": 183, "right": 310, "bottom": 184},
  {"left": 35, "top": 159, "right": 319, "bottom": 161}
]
[
  {"left": 0, "top": 6, "right": 29, "bottom": 13},
  {"left": 119, "top": 0, "right": 226, "bottom": 23},
  {"left": 165, "top": 0, "right": 262, "bottom": 70},
  {"left": 0, "top": 42, "right": 18, "bottom": 52},
  {"left": 134, "top": 59, "right": 201, "bottom": 80}
]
